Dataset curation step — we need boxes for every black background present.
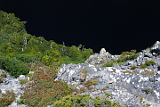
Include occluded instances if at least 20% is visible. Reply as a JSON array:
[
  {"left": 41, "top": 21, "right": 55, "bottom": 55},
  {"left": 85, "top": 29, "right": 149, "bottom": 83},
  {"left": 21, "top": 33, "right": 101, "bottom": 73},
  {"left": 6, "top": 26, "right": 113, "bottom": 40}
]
[{"left": 0, "top": 0, "right": 160, "bottom": 54}]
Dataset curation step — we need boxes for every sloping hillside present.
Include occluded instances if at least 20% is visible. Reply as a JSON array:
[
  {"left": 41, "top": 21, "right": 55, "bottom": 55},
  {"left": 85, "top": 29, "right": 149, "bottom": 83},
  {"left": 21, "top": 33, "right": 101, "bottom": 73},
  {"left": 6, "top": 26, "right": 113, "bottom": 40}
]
[{"left": 0, "top": 10, "right": 160, "bottom": 107}]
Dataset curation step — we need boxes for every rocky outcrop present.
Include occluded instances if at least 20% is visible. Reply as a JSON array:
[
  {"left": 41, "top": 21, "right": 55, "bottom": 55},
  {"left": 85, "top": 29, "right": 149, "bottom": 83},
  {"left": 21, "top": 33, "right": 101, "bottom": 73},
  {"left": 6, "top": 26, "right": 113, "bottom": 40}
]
[
  {"left": 0, "top": 69, "right": 28, "bottom": 107},
  {"left": 56, "top": 63, "right": 160, "bottom": 107},
  {"left": 56, "top": 41, "right": 160, "bottom": 107},
  {"left": 85, "top": 48, "right": 119, "bottom": 66}
]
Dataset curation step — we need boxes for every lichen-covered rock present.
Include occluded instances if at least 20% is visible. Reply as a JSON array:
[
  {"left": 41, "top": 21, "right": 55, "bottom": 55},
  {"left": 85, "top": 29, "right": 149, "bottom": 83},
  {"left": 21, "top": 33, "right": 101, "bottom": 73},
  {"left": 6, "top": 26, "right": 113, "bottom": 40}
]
[
  {"left": 85, "top": 48, "right": 118, "bottom": 66},
  {"left": 151, "top": 41, "right": 160, "bottom": 57},
  {"left": 56, "top": 63, "right": 160, "bottom": 107},
  {"left": 0, "top": 70, "right": 27, "bottom": 107},
  {"left": 56, "top": 42, "right": 160, "bottom": 107}
]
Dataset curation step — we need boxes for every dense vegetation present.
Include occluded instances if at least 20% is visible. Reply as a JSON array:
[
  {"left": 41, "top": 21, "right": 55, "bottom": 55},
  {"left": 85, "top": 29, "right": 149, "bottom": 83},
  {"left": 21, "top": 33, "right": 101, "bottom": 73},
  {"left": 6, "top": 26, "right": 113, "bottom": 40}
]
[
  {"left": 0, "top": 10, "right": 95, "bottom": 107},
  {"left": 54, "top": 94, "right": 121, "bottom": 107},
  {"left": 0, "top": 10, "right": 123, "bottom": 107},
  {"left": 0, "top": 10, "right": 93, "bottom": 77}
]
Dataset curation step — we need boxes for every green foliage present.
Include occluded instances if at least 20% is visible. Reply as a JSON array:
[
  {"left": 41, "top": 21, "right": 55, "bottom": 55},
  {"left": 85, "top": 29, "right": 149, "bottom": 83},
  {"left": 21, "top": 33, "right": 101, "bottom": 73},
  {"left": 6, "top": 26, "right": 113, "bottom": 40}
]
[
  {"left": 54, "top": 94, "right": 121, "bottom": 107},
  {"left": 0, "top": 56, "right": 29, "bottom": 77},
  {"left": 0, "top": 90, "right": 16, "bottom": 107},
  {"left": 105, "top": 92, "right": 112, "bottom": 98},
  {"left": 117, "top": 50, "right": 138, "bottom": 64},
  {"left": 14, "top": 54, "right": 41, "bottom": 63},
  {"left": 82, "top": 48, "right": 93, "bottom": 59},
  {"left": 68, "top": 46, "right": 82, "bottom": 59},
  {"left": 0, "top": 10, "right": 93, "bottom": 73},
  {"left": 145, "top": 104, "right": 151, "bottom": 107},
  {"left": 0, "top": 10, "right": 26, "bottom": 37},
  {"left": 130, "top": 66, "right": 137, "bottom": 70},
  {"left": 102, "top": 60, "right": 115, "bottom": 67},
  {"left": 0, "top": 10, "right": 94, "bottom": 107},
  {"left": 140, "top": 64, "right": 148, "bottom": 69},
  {"left": 140, "top": 60, "right": 156, "bottom": 69}
]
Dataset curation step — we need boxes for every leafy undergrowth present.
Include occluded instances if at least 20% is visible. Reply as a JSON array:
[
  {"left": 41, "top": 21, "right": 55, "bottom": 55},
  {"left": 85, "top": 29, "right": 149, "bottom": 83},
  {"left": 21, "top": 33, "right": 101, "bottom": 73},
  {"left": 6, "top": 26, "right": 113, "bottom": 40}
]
[
  {"left": 0, "top": 90, "right": 16, "bottom": 107},
  {"left": 54, "top": 94, "right": 121, "bottom": 107},
  {"left": 0, "top": 10, "right": 93, "bottom": 77},
  {"left": 0, "top": 56, "right": 29, "bottom": 77},
  {"left": 20, "top": 64, "right": 72, "bottom": 107}
]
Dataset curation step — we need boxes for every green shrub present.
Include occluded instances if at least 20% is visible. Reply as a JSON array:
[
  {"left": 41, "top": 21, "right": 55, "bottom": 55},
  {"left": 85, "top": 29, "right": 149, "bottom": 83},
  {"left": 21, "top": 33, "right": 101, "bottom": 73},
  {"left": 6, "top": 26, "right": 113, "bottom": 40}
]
[
  {"left": 145, "top": 104, "right": 151, "bottom": 107},
  {"left": 0, "top": 56, "right": 29, "bottom": 77},
  {"left": 103, "top": 60, "right": 115, "bottom": 67},
  {"left": 117, "top": 50, "right": 138, "bottom": 64},
  {"left": 105, "top": 92, "right": 112, "bottom": 98},
  {"left": 140, "top": 60, "right": 156, "bottom": 69},
  {"left": 14, "top": 54, "right": 41, "bottom": 63},
  {"left": 0, "top": 90, "right": 16, "bottom": 107},
  {"left": 144, "top": 60, "right": 156, "bottom": 66},
  {"left": 140, "top": 64, "right": 148, "bottom": 69},
  {"left": 130, "top": 66, "right": 137, "bottom": 70},
  {"left": 54, "top": 94, "right": 121, "bottom": 107}
]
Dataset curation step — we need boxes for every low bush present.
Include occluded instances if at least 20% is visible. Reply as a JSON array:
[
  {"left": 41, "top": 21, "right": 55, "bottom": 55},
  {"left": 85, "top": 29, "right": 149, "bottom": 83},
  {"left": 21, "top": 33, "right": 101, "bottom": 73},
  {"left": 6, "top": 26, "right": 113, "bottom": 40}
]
[
  {"left": 54, "top": 94, "right": 121, "bottom": 107},
  {"left": 117, "top": 50, "right": 138, "bottom": 64},
  {"left": 103, "top": 60, "right": 115, "bottom": 67},
  {"left": 14, "top": 54, "right": 41, "bottom": 63},
  {"left": 140, "top": 60, "right": 156, "bottom": 69},
  {"left": 130, "top": 66, "right": 137, "bottom": 70},
  {"left": 21, "top": 66, "right": 72, "bottom": 107},
  {"left": 0, "top": 56, "right": 29, "bottom": 77}
]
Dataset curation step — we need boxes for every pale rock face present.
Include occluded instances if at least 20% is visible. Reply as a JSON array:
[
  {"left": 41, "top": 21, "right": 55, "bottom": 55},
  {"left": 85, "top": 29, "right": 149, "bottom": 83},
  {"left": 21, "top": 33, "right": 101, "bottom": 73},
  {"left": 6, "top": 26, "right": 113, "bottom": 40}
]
[
  {"left": 100, "top": 48, "right": 107, "bottom": 55},
  {"left": 151, "top": 41, "right": 160, "bottom": 50},
  {"left": 18, "top": 75, "right": 26, "bottom": 80},
  {"left": 0, "top": 71, "right": 27, "bottom": 107},
  {"left": 56, "top": 41, "right": 160, "bottom": 107},
  {"left": 85, "top": 48, "right": 116, "bottom": 66},
  {"left": 56, "top": 63, "right": 160, "bottom": 107}
]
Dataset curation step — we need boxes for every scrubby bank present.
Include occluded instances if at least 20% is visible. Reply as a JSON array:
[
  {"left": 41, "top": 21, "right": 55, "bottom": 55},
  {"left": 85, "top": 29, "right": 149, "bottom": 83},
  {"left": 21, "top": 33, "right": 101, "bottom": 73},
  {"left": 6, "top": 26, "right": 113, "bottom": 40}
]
[{"left": 0, "top": 10, "right": 93, "bottom": 77}]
